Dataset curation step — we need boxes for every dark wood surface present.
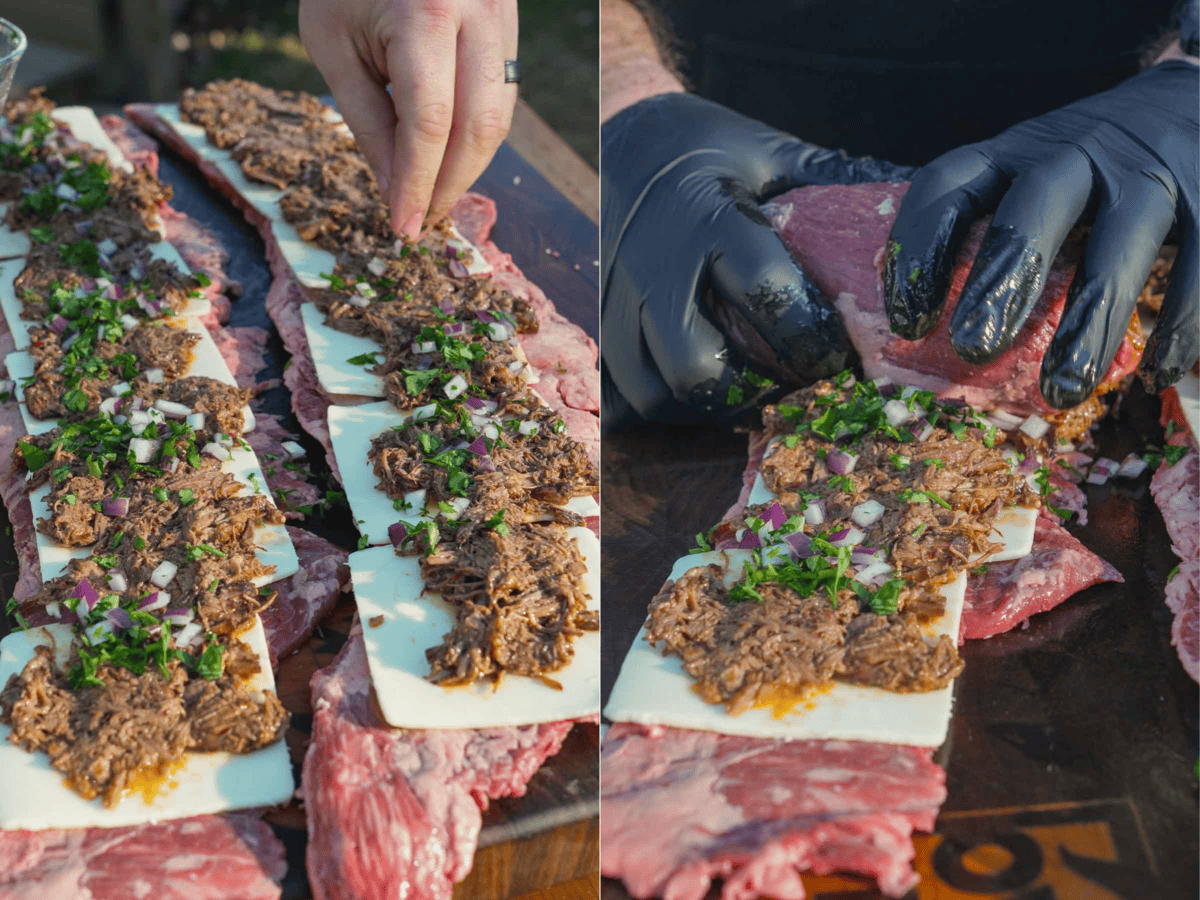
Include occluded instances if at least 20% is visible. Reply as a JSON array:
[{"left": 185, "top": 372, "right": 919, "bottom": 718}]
[
  {"left": 0, "top": 121, "right": 598, "bottom": 899},
  {"left": 600, "top": 389, "right": 1199, "bottom": 900}
]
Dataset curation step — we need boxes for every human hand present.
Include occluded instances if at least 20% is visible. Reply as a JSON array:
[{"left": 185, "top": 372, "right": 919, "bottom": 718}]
[
  {"left": 883, "top": 59, "right": 1199, "bottom": 409},
  {"left": 299, "top": 0, "right": 518, "bottom": 240},
  {"left": 601, "top": 92, "right": 913, "bottom": 428}
]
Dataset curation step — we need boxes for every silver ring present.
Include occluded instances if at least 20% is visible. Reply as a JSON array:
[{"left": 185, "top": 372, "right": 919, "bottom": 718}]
[{"left": 504, "top": 60, "right": 521, "bottom": 84}]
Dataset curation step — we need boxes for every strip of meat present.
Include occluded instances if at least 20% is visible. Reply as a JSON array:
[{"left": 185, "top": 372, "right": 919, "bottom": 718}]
[
  {"left": 1150, "top": 449, "right": 1199, "bottom": 681},
  {"left": 959, "top": 509, "right": 1124, "bottom": 641},
  {"left": 766, "top": 183, "right": 1142, "bottom": 423},
  {"left": 302, "top": 620, "right": 577, "bottom": 900},
  {"left": 260, "top": 526, "right": 348, "bottom": 667},
  {"left": 0, "top": 813, "right": 285, "bottom": 900},
  {"left": 600, "top": 722, "right": 945, "bottom": 900}
]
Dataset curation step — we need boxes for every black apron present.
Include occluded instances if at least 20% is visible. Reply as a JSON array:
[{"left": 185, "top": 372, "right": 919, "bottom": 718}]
[{"left": 655, "top": 0, "right": 1178, "bottom": 166}]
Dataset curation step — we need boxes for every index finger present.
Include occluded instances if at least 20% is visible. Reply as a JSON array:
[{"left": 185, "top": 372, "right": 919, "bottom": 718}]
[{"left": 386, "top": 4, "right": 460, "bottom": 239}]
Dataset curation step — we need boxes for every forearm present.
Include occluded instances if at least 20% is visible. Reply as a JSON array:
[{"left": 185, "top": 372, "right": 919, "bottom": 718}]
[{"left": 600, "top": 0, "right": 684, "bottom": 123}]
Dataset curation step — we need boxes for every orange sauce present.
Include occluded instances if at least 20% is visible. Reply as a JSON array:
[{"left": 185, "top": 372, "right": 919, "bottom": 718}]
[
  {"left": 689, "top": 681, "right": 836, "bottom": 719},
  {"left": 123, "top": 757, "right": 187, "bottom": 804}
]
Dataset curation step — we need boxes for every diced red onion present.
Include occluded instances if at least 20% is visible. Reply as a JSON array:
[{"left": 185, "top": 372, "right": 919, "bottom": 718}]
[
  {"left": 101, "top": 497, "right": 129, "bottom": 517},
  {"left": 144, "top": 367, "right": 164, "bottom": 384},
  {"left": 762, "top": 501, "right": 786, "bottom": 530},
  {"left": 129, "top": 396, "right": 145, "bottom": 411},
  {"left": 1019, "top": 414, "right": 1051, "bottom": 441},
  {"left": 443, "top": 322, "right": 466, "bottom": 336},
  {"left": 129, "top": 437, "right": 156, "bottom": 463},
  {"left": 854, "top": 561, "right": 895, "bottom": 585},
  {"left": 474, "top": 309, "right": 497, "bottom": 324},
  {"left": 388, "top": 522, "right": 408, "bottom": 547},
  {"left": 50, "top": 314, "right": 68, "bottom": 334},
  {"left": 830, "top": 526, "right": 865, "bottom": 547},
  {"left": 1086, "top": 457, "right": 1120, "bottom": 485},
  {"left": 162, "top": 456, "right": 180, "bottom": 473},
  {"left": 466, "top": 435, "right": 488, "bottom": 456},
  {"left": 736, "top": 529, "right": 762, "bottom": 550},
  {"left": 443, "top": 374, "right": 468, "bottom": 399},
  {"left": 139, "top": 592, "right": 169, "bottom": 612},
  {"left": 202, "top": 442, "right": 231, "bottom": 461},
  {"left": 883, "top": 399, "right": 914, "bottom": 427},
  {"left": 150, "top": 561, "right": 178, "bottom": 588},
  {"left": 412, "top": 403, "right": 438, "bottom": 422},
  {"left": 186, "top": 412, "right": 205, "bottom": 431},
  {"left": 99, "top": 397, "right": 120, "bottom": 417},
  {"left": 106, "top": 607, "right": 133, "bottom": 630},
  {"left": 802, "top": 499, "right": 825, "bottom": 526},
  {"left": 827, "top": 450, "right": 858, "bottom": 476},
  {"left": 61, "top": 332, "right": 79, "bottom": 351},
  {"left": 850, "top": 499, "right": 885, "bottom": 528},
  {"left": 154, "top": 399, "right": 192, "bottom": 419},
  {"left": 871, "top": 376, "right": 892, "bottom": 389},
  {"left": 464, "top": 397, "right": 485, "bottom": 410},
  {"left": 71, "top": 579, "right": 100, "bottom": 611},
  {"left": 786, "top": 532, "right": 814, "bottom": 557},
  {"left": 985, "top": 409, "right": 1025, "bottom": 430},
  {"left": 916, "top": 420, "right": 936, "bottom": 442},
  {"left": 517, "top": 420, "right": 539, "bottom": 436},
  {"left": 477, "top": 455, "right": 497, "bottom": 473},
  {"left": 136, "top": 294, "right": 161, "bottom": 318},
  {"left": 438, "top": 298, "right": 454, "bottom": 314},
  {"left": 1115, "top": 453, "right": 1148, "bottom": 479},
  {"left": 106, "top": 571, "right": 128, "bottom": 592}
]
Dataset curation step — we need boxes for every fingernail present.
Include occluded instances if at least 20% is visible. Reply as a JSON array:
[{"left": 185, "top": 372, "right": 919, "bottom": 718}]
[
  {"left": 1039, "top": 365, "right": 1091, "bottom": 410},
  {"left": 950, "top": 227, "right": 1043, "bottom": 363},
  {"left": 399, "top": 212, "right": 424, "bottom": 241}
]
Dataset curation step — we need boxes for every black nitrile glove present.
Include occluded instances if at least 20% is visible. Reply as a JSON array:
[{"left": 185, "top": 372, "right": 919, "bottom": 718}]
[
  {"left": 883, "top": 58, "right": 1199, "bottom": 409},
  {"left": 601, "top": 92, "right": 913, "bottom": 429}
]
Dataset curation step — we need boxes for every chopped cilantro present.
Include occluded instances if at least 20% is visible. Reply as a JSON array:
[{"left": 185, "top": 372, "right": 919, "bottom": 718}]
[{"left": 347, "top": 351, "right": 379, "bottom": 366}]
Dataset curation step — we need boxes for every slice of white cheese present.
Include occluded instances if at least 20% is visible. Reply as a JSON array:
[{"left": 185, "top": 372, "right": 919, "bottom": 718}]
[
  {"left": 299, "top": 302, "right": 386, "bottom": 397},
  {"left": 0, "top": 617, "right": 294, "bottom": 830},
  {"left": 4, "top": 317, "right": 254, "bottom": 434},
  {"left": 746, "top": 433, "right": 1038, "bottom": 563},
  {"left": 28, "top": 444, "right": 297, "bottom": 588},
  {"left": 350, "top": 525, "right": 600, "bottom": 728},
  {"left": 52, "top": 106, "right": 136, "bottom": 174},
  {"left": 0, "top": 206, "right": 31, "bottom": 259},
  {"left": 603, "top": 550, "right": 967, "bottom": 747},
  {"left": 328, "top": 399, "right": 598, "bottom": 545}
]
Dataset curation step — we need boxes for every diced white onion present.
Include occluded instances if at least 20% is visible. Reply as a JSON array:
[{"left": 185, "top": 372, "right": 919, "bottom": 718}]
[
  {"left": 802, "top": 499, "right": 825, "bottom": 526},
  {"left": 871, "top": 376, "right": 893, "bottom": 389},
  {"left": 916, "top": 421, "right": 936, "bottom": 442},
  {"left": 366, "top": 256, "right": 388, "bottom": 277},
  {"left": 96, "top": 237, "right": 118, "bottom": 257},
  {"left": 1019, "top": 414, "right": 1051, "bottom": 441},
  {"left": 144, "top": 368, "right": 165, "bottom": 384},
  {"left": 54, "top": 182, "right": 79, "bottom": 201},
  {"left": 129, "top": 437, "right": 156, "bottom": 463},
  {"left": 215, "top": 432, "right": 234, "bottom": 448},
  {"left": 518, "top": 421, "right": 539, "bottom": 436},
  {"left": 412, "top": 341, "right": 437, "bottom": 353},
  {"left": 443, "top": 374, "right": 468, "bottom": 399},
  {"left": 176, "top": 621, "right": 203, "bottom": 648},
  {"left": 45, "top": 601, "right": 60, "bottom": 619},
  {"left": 850, "top": 500, "right": 886, "bottom": 528},
  {"left": 507, "top": 360, "right": 526, "bottom": 375},
  {"left": 120, "top": 314, "right": 140, "bottom": 331},
  {"left": 985, "top": 409, "right": 1025, "bottom": 430},
  {"left": 487, "top": 322, "right": 510, "bottom": 341},
  {"left": 149, "top": 560, "right": 178, "bottom": 588},
  {"left": 106, "top": 571, "right": 128, "bottom": 592},
  {"left": 85, "top": 620, "right": 114, "bottom": 644},
  {"left": 110, "top": 381, "right": 130, "bottom": 396},
  {"left": 483, "top": 423, "right": 500, "bottom": 440},
  {"left": 830, "top": 526, "right": 865, "bottom": 548},
  {"left": 186, "top": 412, "right": 206, "bottom": 431},
  {"left": 282, "top": 440, "right": 306, "bottom": 460},
  {"left": 142, "top": 592, "right": 170, "bottom": 612},
  {"left": 99, "top": 397, "right": 120, "bottom": 416},
  {"left": 1086, "top": 458, "right": 1120, "bottom": 485},
  {"left": 1115, "top": 453, "right": 1148, "bottom": 479},
  {"left": 411, "top": 403, "right": 438, "bottom": 422},
  {"left": 202, "top": 442, "right": 232, "bottom": 461},
  {"left": 883, "top": 399, "right": 914, "bottom": 427},
  {"left": 446, "top": 497, "right": 470, "bottom": 516},
  {"left": 854, "top": 561, "right": 895, "bottom": 584},
  {"left": 347, "top": 295, "right": 371, "bottom": 308},
  {"left": 355, "top": 281, "right": 376, "bottom": 298},
  {"left": 154, "top": 399, "right": 192, "bottom": 418}
]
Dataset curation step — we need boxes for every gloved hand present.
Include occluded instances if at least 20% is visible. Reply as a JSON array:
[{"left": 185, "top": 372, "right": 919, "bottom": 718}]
[
  {"left": 883, "top": 59, "right": 1199, "bottom": 409},
  {"left": 601, "top": 92, "right": 913, "bottom": 429}
]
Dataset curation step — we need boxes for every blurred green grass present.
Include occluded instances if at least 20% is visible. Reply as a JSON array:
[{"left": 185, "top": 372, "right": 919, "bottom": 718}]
[{"left": 45, "top": 0, "right": 598, "bottom": 169}]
